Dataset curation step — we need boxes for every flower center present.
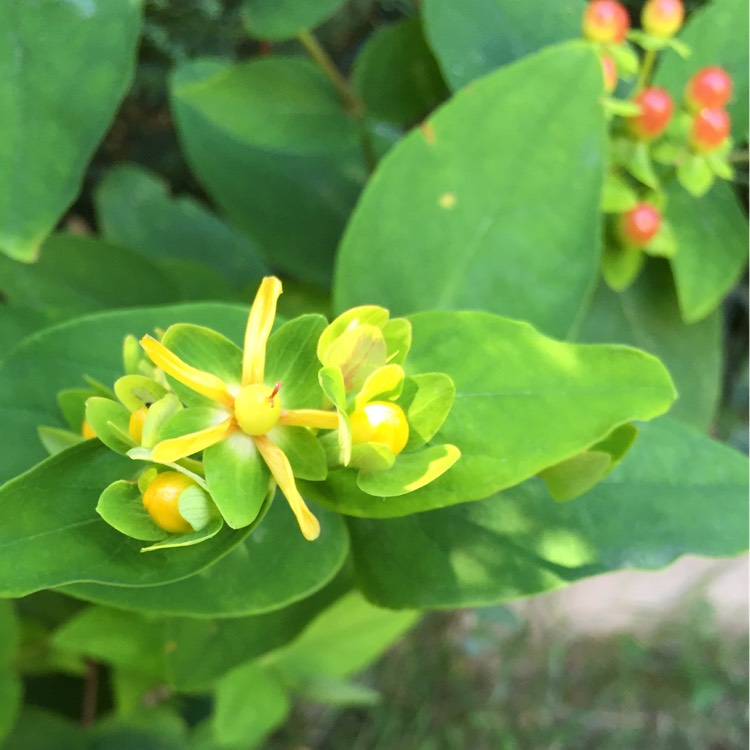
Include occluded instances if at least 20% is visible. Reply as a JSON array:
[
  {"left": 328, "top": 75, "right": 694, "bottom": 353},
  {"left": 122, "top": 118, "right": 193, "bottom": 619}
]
[
  {"left": 350, "top": 401, "right": 409, "bottom": 455},
  {"left": 234, "top": 382, "right": 282, "bottom": 436}
]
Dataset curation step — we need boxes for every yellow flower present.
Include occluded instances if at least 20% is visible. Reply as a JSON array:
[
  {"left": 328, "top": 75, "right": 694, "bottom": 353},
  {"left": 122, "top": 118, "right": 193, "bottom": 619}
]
[{"left": 140, "top": 277, "right": 338, "bottom": 541}]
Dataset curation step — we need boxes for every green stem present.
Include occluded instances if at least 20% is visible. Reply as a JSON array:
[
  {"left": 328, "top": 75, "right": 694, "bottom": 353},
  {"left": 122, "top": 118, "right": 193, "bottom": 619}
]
[
  {"left": 297, "top": 30, "right": 377, "bottom": 172},
  {"left": 635, "top": 49, "right": 657, "bottom": 93},
  {"left": 729, "top": 149, "right": 749, "bottom": 164}
]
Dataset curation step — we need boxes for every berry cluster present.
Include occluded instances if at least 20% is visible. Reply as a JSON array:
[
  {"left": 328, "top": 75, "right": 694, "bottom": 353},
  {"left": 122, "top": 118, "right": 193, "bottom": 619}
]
[{"left": 582, "top": 0, "right": 736, "bottom": 291}]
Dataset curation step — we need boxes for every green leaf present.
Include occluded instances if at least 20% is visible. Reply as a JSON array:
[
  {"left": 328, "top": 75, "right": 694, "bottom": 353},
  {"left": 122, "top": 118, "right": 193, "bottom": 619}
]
[
  {"left": 171, "top": 57, "right": 364, "bottom": 286},
  {"left": 422, "top": 0, "right": 585, "bottom": 90},
  {"left": 241, "top": 0, "right": 346, "bottom": 40},
  {"left": 141, "top": 394, "right": 183, "bottom": 450},
  {"left": 95, "top": 164, "right": 267, "bottom": 285},
  {"left": 302, "top": 309, "right": 676, "bottom": 517},
  {"left": 266, "top": 315, "right": 328, "bottom": 409},
  {"left": 0, "top": 442, "right": 251, "bottom": 597},
  {"left": 0, "top": 0, "right": 142, "bottom": 260},
  {"left": 654, "top": 0, "right": 749, "bottom": 137},
  {"left": 575, "top": 263, "right": 721, "bottom": 431},
  {"left": 85, "top": 397, "right": 135, "bottom": 454},
  {"left": 85, "top": 710, "right": 188, "bottom": 750},
  {"left": 601, "top": 244, "right": 644, "bottom": 292},
  {"left": 644, "top": 219, "right": 677, "bottom": 258},
  {"left": 0, "top": 670, "right": 21, "bottom": 743},
  {"left": 538, "top": 451, "right": 612, "bottom": 501},
  {"left": 357, "top": 444, "right": 461, "bottom": 497},
  {"left": 161, "top": 324, "right": 242, "bottom": 407},
  {"left": 381, "top": 318, "right": 412, "bottom": 365},
  {"left": 213, "top": 662, "right": 289, "bottom": 747},
  {"left": 666, "top": 180, "right": 748, "bottom": 323},
  {"left": 61, "top": 500, "right": 350, "bottom": 618},
  {"left": 1, "top": 708, "right": 84, "bottom": 750},
  {"left": 334, "top": 43, "right": 606, "bottom": 339},
  {"left": 37, "top": 427, "right": 85, "bottom": 456},
  {"left": 266, "top": 591, "right": 419, "bottom": 680},
  {"left": 96, "top": 480, "right": 167, "bottom": 542},
  {"left": 156, "top": 407, "right": 228, "bottom": 445},
  {"left": 399, "top": 373, "right": 455, "bottom": 450},
  {"left": 601, "top": 172, "right": 639, "bottom": 212},
  {"left": 624, "top": 140, "right": 659, "bottom": 189},
  {"left": 677, "top": 153, "right": 715, "bottom": 197},
  {"left": 268, "top": 425, "right": 327, "bottom": 481},
  {"left": 349, "top": 443, "right": 395, "bottom": 473},
  {"left": 347, "top": 417, "right": 748, "bottom": 608},
  {"left": 0, "top": 234, "right": 180, "bottom": 327},
  {"left": 204, "top": 434, "right": 271, "bottom": 529},
  {"left": 352, "top": 18, "right": 448, "bottom": 124},
  {"left": 141, "top": 517, "right": 223, "bottom": 553},
  {"left": 293, "top": 675, "right": 380, "bottom": 707}
]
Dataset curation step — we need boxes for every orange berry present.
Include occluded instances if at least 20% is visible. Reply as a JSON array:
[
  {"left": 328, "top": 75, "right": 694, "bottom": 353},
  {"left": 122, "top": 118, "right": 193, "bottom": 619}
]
[
  {"left": 628, "top": 87, "right": 673, "bottom": 140},
  {"left": 690, "top": 108, "right": 731, "bottom": 152},
  {"left": 642, "top": 0, "right": 684, "bottom": 38},
  {"left": 685, "top": 67, "right": 733, "bottom": 112},
  {"left": 583, "top": 0, "right": 630, "bottom": 43},
  {"left": 619, "top": 203, "right": 662, "bottom": 247}
]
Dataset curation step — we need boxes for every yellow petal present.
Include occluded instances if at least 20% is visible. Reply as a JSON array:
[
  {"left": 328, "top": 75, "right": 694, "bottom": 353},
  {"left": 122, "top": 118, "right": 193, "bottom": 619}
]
[
  {"left": 279, "top": 409, "right": 339, "bottom": 430},
  {"left": 243, "top": 276, "right": 283, "bottom": 386},
  {"left": 253, "top": 435, "right": 320, "bottom": 541},
  {"left": 140, "top": 336, "right": 234, "bottom": 409},
  {"left": 151, "top": 419, "right": 236, "bottom": 463}
]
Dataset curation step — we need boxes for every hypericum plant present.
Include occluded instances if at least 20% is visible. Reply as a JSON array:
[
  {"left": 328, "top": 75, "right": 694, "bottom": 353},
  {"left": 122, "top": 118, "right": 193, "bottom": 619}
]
[{"left": 585, "top": 0, "right": 738, "bottom": 291}]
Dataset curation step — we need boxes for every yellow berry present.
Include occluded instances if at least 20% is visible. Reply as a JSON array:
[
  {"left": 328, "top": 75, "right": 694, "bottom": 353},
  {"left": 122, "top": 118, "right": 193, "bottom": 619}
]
[
  {"left": 234, "top": 383, "right": 282, "bottom": 436},
  {"left": 81, "top": 420, "right": 97, "bottom": 439},
  {"left": 128, "top": 406, "right": 148, "bottom": 444},
  {"left": 142, "top": 471, "right": 195, "bottom": 534},
  {"left": 350, "top": 401, "right": 409, "bottom": 455}
]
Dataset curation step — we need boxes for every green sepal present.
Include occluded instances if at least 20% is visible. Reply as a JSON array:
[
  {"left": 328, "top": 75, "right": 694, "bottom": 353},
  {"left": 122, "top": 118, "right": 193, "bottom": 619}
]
[
  {"left": 607, "top": 41, "right": 639, "bottom": 76},
  {"left": 705, "top": 152, "right": 734, "bottom": 180},
  {"left": 204, "top": 433, "right": 271, "bottom": 528},
  {"left": 354, "top": 364, "right": 405, "bottom": 409},
  {"left": 625, "top": 140, "right": 659, "bottom": 189},
  {"left": 265, "top": 314, "right": 328, "bottom": 410},
  {"left": 178, "top": 484, "right": 217, "bottom": 531},
  {"left": 156, "top": 406, "right": 229, "bottom": 444},
  {"left": 317, "top": 306, "right": 390, "bottom": 363},
  {"left": 37, "top": 426, "right": 85, "bottom": 456},
  {"left": 141, "top": 516, "right": 223, "bottom": 553},
  {"left": 651, "top": 140, "right": 682, "bottom": 165},
  {"left": 382, "top": 318, "right": 412, "bottom": 365},
  {"left": 85, "top": 398, "right": 135, "bottom": 455},
  {"left": 665, "top": 37, "right": 691, "bottom": 58},
  {"left": 398, "top": 373, "right": 455, "bottom": 451},
  {"left": 141, "top": 394, "right": 183, "bottom": 449},
  {"left": 57, "top": 388, "right": 96, "bottom": 431},
  {"left": 350, "top": 443, "right": 396, "bottom": 473},
  {"left": 627, "top": 29, "right": 671, "bottom": 52},
  {"left": 677, "top": 154, "right": 714, "bottom": 197},
  {"left": 127, "top": 447, "right": 207, "bottom": 489},
  {"left": 160, "top": 323, "right": 242, "bottom": 407},
  {"left": 82, "top": 376, "right": 115, "bottom": 399},
  {"left": 96, "top": 480, "right": 168, "bottom": 542},
  {"left": 601, "top": 245, "right": 644, "bottom": 292},
  {"left": 268, "top": 425, "right": 327, "bottom": 481},
  {"left": 319, "top": 366, "right": 352, "bottom": 466},
  {"left": 538, "top": 423, "right": 638, "bottom": 501},
  {"left": 603, "top": 98, "right": 642, "bottom": 117},
  {"left": 114, "top": 375, "right": 168, "bottom": 413},
  {"left": 601, "top": 172, "right": 639, "bottom": 213},
  {"left": 122, "top": 334, "right": 144, "bottom": 375},
  {"left": 137, "top": 467, "right": 159, "bottom": 495},
  {"left": 643, "top": 219, "right": 677, "bottom": 258},
  {"left": 357, "top": 444, "right": 461, "bottom": 497}
]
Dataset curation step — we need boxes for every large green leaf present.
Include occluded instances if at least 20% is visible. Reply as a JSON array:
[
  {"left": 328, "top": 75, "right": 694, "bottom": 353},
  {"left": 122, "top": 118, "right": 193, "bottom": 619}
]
[
  {"left": 352, "top": 18, "right": 448, "bottom": 125},
  {"left": 334, "top": 43, "right": 606, "bottom": 339},
  {"left": 423, "top": 0, "right": 585, "bottom": 90},
  {"left": 348, "top": 417, "right": 749, "bottom": 608},
  {"left": 60, "top": 498, "right": 349, "bottom": 618},
  {"left": 0, "top": 0, "right": 142, "bottom": 260},
  {"left": 654, "top": 0, "right": 749, "bottom": 137},
  {"left": 241, "top": 0, "right": 346, "bottom": 40},
  {"left": 0, "top": 443, "right": 251, "bottom": 596},
  {"left": 171, "top": 57, "right": 365, "bottom": 286},
  {"left": 302, "top": 309, "right": 675, "bottom": 517},
  {"left": 0, "top": 303, "right": 248, "bottom": 484},
  {"left": 665, "top": 181, "right": 747, "bottom": 324},
  {"left": 575, "top": 261, "right": 722, "bottom": 431},
  {"left": 0, "top": 234, "right": 181, "bottom": 331},
  {"left": 94, "top": 164, "right": 268, "bottom": 285}
]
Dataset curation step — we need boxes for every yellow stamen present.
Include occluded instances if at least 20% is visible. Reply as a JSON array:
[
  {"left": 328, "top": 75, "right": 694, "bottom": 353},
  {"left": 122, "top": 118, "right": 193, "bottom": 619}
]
[
  {"left": 253, "top": 435, "right": 320, "bottom": 541},
  {"left": 279, "top": 409, "right": 340, "bottom": 430},
  {"left": 242, "top": 276, "right": 282, "bottom": 386},
  {"left": 151, "top": 418, "right": 236, "bottom": 463},
  {"left": 141, "top": 336, "right": 235, "bottom": 409}
]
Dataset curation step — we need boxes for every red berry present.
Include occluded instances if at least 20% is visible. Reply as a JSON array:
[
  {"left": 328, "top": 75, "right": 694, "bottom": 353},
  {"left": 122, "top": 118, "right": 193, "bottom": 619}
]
[
  {"left": 583, "top": 0, "right": 630, "bottom": 43},
  {"left": 685, "top": 67, "right": 733, "bottom": 112},
  {"left": 628, "top": 87, "right": 673, "bottom": 139},
  {"left": 690, "top": 108, "right": 731, "bottom": 152},
  {"left": 619, "top": 204, "right": 662, "bottom": 247},
  {"left": 600, "top": 54, "right": 618, "bottom": 92},
  {"left": 641, "top": 0, "right": 684, "bottom": 38}
]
